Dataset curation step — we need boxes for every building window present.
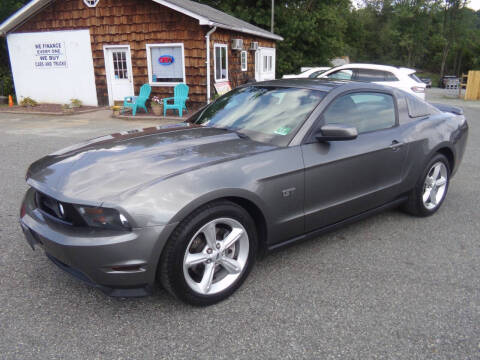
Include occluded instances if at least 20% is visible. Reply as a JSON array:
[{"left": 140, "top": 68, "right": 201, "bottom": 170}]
[
  {"left": 84, "top": 0, "right": 100, "bottom": 7},
  {"left": 146, "top": 43, "right": 186, "bottom": 86},
  {"left": 240, "top": 51, "right": 247, "bottom": 71},
  {"left": 112, "top": 51, "right": 128, "bottom": 79},
  {"left": 263, "top": 55, "right": 273, "bottom": 72},
  {"left": 214, "top": 44, "right": 228, "bottom": 82}
]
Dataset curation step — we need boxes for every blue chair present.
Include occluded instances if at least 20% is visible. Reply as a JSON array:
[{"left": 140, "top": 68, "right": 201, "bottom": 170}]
[
  {"left": 163, "top": 84, "right": 189, "bottom": 117},
  {"left": 123, "top": 84, "right": 151, "bottom": 116}
]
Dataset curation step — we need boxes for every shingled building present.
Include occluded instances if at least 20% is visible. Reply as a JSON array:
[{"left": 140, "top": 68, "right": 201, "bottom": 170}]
[{"left": 0, "top": 0, "right": 282, "bottom": 107}]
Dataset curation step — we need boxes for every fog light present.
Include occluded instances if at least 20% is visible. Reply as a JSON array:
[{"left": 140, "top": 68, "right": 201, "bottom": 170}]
[{"left": 58, "top": 203, "right": 65, "bottom": 218}]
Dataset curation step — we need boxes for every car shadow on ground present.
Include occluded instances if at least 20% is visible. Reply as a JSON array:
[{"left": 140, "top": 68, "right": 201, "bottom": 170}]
[{"left": 28, "top": 207, "right": 417, "bottom": 311}]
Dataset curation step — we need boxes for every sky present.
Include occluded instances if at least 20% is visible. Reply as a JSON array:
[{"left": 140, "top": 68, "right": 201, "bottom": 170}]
[{"left": 469, "top": 0, "right": 480, "bottom": 11}]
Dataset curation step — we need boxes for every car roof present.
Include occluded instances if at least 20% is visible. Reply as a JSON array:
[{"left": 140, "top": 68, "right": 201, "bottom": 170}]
[
  {"left": 327, "top": 63, "right": 416, "bottom": 74},
  {"left": 303, "top": 67, "right": 330, "bottom": 72},
  {"left": 253, "top": 78, "right": 394, "bottom": 93}
]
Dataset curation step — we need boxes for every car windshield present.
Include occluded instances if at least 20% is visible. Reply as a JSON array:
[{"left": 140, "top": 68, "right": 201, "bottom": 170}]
[
  {"left": 308, "top": 70, "right": 327, "bottom": 78},
  {"left": 193, "top": 86, "right": 325, "bottom": 146}
]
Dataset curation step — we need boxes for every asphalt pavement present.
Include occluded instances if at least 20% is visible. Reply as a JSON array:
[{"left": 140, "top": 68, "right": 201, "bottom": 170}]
[{"left": 0, "top": 92, "right": 479, "bottom": 359}]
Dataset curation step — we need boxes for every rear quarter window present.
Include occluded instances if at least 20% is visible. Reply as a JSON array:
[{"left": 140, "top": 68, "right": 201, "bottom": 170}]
[
  {"left": 408, "top": 73, "right": 424, "bottom": 83},
  {"left": 356, "top": 69, "right": 387, "bottom": 82},
  {"left": 405, "top": 94, "right": 432, "bottom": 117},
  {"left": 385, "top": 72, "right": 399, "bottom": 81}
]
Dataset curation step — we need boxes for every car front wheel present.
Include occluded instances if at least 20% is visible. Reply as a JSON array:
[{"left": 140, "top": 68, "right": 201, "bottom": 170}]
[
  {"left": 159, "top": 200, "right": 257, "bottom": 306},
  {"left": 403, "top": 153, "right": 450, "bottom": 217}
]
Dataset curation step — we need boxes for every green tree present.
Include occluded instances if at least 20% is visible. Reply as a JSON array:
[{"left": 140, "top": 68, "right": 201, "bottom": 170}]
[
  {"left": 197, "top": 0, "right": 351, "bottom": 75},
  {"left": 1, "top": 0, "right": 479, "bottom": 95},
  {"left": 0, "top": 0, "right": 29, "bottom": 95}
]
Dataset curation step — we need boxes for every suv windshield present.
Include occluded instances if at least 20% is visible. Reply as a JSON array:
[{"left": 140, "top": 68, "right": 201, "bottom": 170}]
[{"left": 193, "top": 86, "right": 325, "bottom": 146}]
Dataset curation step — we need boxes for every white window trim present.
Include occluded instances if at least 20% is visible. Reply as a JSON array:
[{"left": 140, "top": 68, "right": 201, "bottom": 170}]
[
  {"left": 84, "top": 0, "right": 100, "bottom": 7},
  {"left": 240, "top": 50, "right": 247, "bottom": 72},
  {"left": 255, "top": 47, "right": 276, "bottom": 81},
  {"left": 214, "top": 43, "right": 229, "bottom": 82},
  {"left": 146, "top": 43, "right": 186, "bottom": 87}
]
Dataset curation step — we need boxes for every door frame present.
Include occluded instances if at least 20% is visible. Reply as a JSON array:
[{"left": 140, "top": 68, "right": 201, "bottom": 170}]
[
  {"left": 255, "top": 47, "right": 276, "bottom": 81},
  {"left": 299, "top": 89, "right": 405, "bottom": 231},
  {"left": 103, "top": 44, "right": 134, "bottom": 106}
]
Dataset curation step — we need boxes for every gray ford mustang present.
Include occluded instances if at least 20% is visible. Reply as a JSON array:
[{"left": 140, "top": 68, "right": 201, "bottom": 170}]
[{"left": 20, "top": 79, "right": 468, "bottom": 305}]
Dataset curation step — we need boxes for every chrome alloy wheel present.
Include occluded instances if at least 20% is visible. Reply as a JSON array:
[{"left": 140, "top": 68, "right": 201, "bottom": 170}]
[
  {"left": 183, "top": 218, "right": 249, "bottom": 295},
  {"left": 422, "top": 161, "right": 448, "bottom": 210}
]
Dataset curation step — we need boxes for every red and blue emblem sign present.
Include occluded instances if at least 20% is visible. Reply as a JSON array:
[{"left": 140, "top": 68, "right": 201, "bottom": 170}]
[{"left": 158, "top": 55, "right": 174, "bottom": 65}]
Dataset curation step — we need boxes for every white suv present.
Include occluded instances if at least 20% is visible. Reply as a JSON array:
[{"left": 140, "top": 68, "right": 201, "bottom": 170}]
[{"left": 316, "top": 64, "right": 426, "bottom": 99}]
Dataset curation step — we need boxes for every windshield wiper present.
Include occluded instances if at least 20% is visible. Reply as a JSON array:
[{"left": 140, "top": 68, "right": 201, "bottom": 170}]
[{"left": 214, "top": 127, "right": 250, "bottom": 140}]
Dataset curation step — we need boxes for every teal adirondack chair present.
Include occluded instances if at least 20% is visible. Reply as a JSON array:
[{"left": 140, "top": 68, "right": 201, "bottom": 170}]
[
  {"left": 123, "top": 84, "right": 151, "bottom": 116},
  {"left": 163, "top": 84, "right": 189, "bottom": 117}
]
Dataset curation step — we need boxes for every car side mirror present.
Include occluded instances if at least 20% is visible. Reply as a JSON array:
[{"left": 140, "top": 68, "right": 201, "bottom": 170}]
[{"left": 315, "top": 124, "right": 358, "bottom": 142}]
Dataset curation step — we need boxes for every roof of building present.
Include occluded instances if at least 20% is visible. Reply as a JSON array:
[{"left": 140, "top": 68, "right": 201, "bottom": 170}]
[{"left": 0, "top": 0, "right": 283, "bottom": 41}]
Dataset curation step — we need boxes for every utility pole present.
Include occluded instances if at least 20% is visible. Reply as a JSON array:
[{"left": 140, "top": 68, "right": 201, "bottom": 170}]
[{"left": 271, "top": 0, "right": 274, "bottom": 33}]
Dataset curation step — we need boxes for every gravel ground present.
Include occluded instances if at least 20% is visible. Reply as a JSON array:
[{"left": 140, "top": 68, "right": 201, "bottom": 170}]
[{"left": 0, "top": 93, "right": 479, "bottom": 359}]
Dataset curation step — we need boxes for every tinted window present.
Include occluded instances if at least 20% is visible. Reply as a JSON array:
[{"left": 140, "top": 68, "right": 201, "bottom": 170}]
[
  {"left": 385, "top": 72, "right": 399, "bottom": 81},
  {"left": 408, "top": 73, "right": 423, "bottom": 83},
  {"left": 309, "top": 70, "right": 327, "bottom": 78},
  {"left": 194, "top": 86, "right": 325, "bottom": 146},
  {"left": 323, "top": 92, "right": 396, "bottom": 133},
  {"left": 356, "top": 69, "right": 387, "bottom": 82},
  {"left": 405, "top": 94, "right": 431, "bottom": 117},
  {"left": 326, "top": 69, "right": 354, "bottom": 80}
]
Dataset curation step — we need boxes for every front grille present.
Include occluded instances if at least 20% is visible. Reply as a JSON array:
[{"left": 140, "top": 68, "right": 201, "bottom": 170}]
[{"left": 35, "top": 191, "right": 85, "bottom": 226}]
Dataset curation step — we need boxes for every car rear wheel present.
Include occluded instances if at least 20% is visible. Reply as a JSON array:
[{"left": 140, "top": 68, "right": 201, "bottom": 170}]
[
  {"left": 403, "top": 153, "right": 450, "bottom": 217},
  {"left": 159, "top": 200, "right": 257, "bottom": 306}
]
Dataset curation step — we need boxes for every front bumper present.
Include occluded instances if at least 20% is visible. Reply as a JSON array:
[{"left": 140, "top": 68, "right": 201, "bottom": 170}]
[{"left": 20, "top": 188, "right": 178, "bottom": 297}]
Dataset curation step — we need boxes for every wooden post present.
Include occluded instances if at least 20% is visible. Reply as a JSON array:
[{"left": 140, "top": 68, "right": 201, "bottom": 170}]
[
  {"left": 271, "top": 0, "right": 274, "bottom": 33},
  {"left": 459, "top": 73, "right": 467, "bottom": 99},
  {"left": 465, "top": 70, "right": 480, "bottom": 101}
]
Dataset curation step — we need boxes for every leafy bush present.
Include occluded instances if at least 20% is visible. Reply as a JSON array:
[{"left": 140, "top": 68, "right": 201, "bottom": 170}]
[
  {"left": 19, "top": 97, "right": 38, "bottom": 107},
  {"left": 70, "top": 98, "right": 82, "bottom": 108},
  {"left": 0, "top": 73, "right": 13, "bottom": 96}
]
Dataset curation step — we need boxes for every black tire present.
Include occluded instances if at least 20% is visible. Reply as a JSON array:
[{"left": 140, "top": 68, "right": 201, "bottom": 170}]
[
  {"left": 402, "top": 153, "right": 450, "bottom": 217},
  {"left": 158, "top": 200, "right": 257, "bottom": 306}
]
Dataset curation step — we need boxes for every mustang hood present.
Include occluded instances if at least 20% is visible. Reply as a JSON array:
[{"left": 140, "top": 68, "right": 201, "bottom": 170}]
[{"left": 27, "top": 124, "right": 275, "bottom": 204}]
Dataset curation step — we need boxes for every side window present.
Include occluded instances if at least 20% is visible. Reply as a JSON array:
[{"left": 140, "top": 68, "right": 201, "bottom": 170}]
[
  {"left": 326, "top": 69, "right": 353, "bottom": 80},
  {"left": 323, "top": 92, "right": 396, "bottom": 133},
  {"left": 356, "top": 69, "right": 386, "bottom": 82}
]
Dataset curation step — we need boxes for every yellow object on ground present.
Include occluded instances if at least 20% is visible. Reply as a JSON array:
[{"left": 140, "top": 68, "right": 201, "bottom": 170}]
[{"left": 465, "top": 71, "right": 480, "bottom": 101}]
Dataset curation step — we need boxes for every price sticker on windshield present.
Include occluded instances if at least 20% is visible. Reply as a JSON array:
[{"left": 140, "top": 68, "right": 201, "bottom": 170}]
[{"left": 274, "top": 127, "right": 292, "bottom": 136}]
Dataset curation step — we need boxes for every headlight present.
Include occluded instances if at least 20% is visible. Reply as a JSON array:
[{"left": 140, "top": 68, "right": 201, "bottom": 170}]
[{"left": 76, "top": 205, "right": 131, "bottom": 231}]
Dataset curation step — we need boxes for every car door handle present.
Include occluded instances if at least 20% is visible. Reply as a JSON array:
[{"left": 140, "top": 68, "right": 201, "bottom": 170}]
[{"left": 389, "top": 140, "right": 404, "bottom": 151}]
